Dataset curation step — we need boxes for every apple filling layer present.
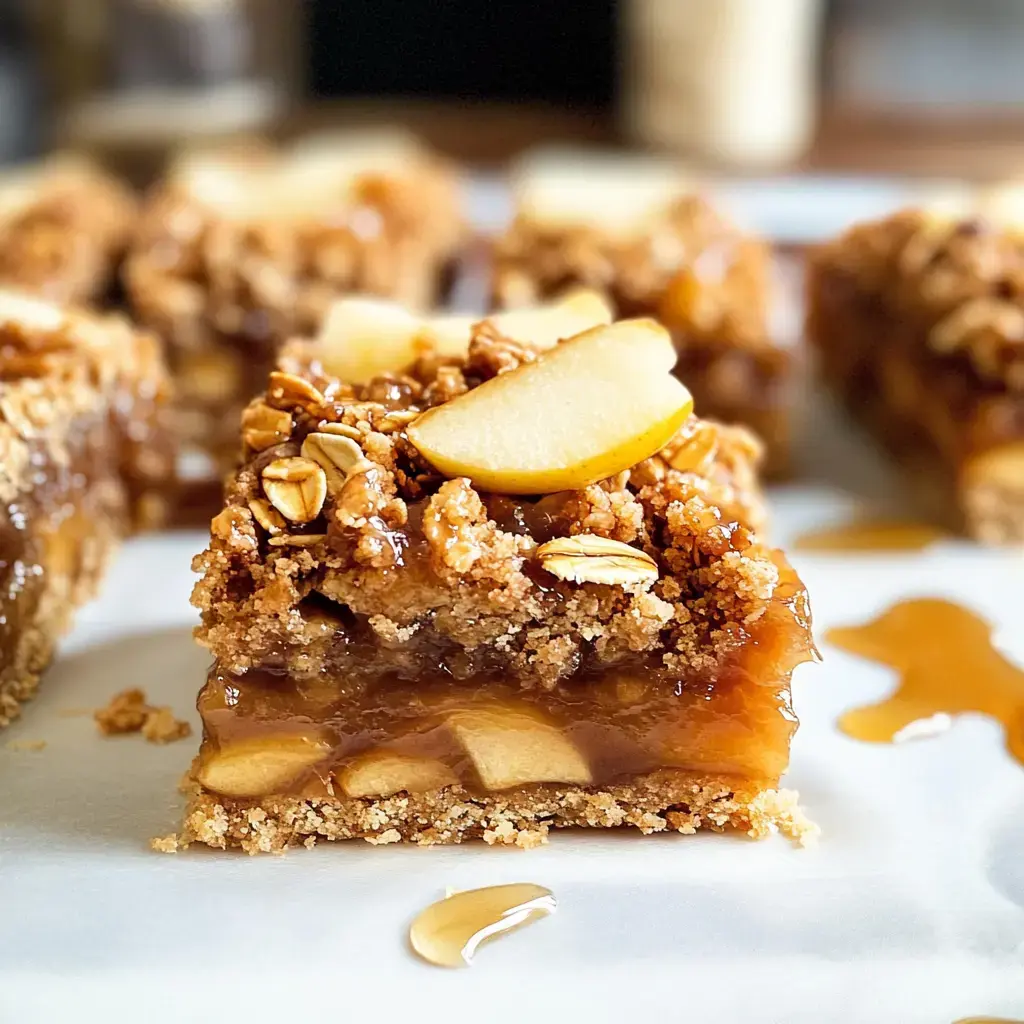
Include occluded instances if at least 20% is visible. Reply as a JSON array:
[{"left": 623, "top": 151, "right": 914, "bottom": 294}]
[{"left": 195, "top": 657, "right": 796, "bottom": 801}]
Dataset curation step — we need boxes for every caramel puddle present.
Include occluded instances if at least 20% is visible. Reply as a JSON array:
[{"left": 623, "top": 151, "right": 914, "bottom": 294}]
[
  {"left": 409, "top": 883, "right": 556, "bottom": 968},
  {"left": 953, "top": 1018, "right": 1024, "bottom": 1023},
  {"left": 795, "top": 518, "right": 948, "bottom": 553},
  {"left": 827, "top": 598, "right": 1024, "bottom": 764}
]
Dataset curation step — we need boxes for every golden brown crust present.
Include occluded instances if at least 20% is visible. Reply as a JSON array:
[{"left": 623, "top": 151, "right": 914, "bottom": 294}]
[
  {"left": 0, "top": 298, "right": 174, "bottom": 726},
  {"left": 0, "top": 156, "right": 136, "bottom": 306},
  {"left": 174, "top": 769, "right": 818, "bottom": 854},
  {"left": 189, "top": 326, "right": 812, "bottom": 697}
]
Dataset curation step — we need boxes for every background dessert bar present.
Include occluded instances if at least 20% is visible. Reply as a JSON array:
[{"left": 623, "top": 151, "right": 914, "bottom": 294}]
[{"left": 0, "top": 291, "right": 172, "bottom": 726}]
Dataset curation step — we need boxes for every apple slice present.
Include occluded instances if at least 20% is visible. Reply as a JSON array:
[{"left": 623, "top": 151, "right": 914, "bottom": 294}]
[
  {"left": 406, "top": 319, "right": 692, "bottom": 494},
  {"left": 447, "top": 707, "right": 591, "bottom": 790},
  {"left": 337, "top": 751, "right": 458, "bottom": 798},
  {"left": 317, "top": 290, "right": 612, "bottom": 383},
  {"left": 195, "top": 733, "right": 332, "bottom": 799}
]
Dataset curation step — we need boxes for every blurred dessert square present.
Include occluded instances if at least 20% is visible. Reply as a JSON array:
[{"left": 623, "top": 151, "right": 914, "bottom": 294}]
[
  {"left": 0, "top": 290, "right": 173, "bottom": 727},
  {"left": 492, "top": 148, "right": 793, "bottom": 475},
  {"left": 178, "top": 305, "right": 814, "bottom": 852},
  {"left": 807, "top": 188, "right": 1024, "bottom": 543},
  {"left": 124, "top": 130, "right": 465, "bottom": 475},
  {"left": 0, "top": 155, "right": 137, "bottom": 306}
]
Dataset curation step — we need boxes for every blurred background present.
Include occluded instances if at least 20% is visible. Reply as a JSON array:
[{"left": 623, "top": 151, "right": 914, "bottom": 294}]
[{"left": 5, "top": 0, "right": 1024, "bottom": 180}]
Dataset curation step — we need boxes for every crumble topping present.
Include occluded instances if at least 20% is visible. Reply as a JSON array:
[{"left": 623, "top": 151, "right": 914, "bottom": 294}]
[
  {"left": 94, "top": 688, "right": 192, "bottom": 744},
  {"left": 494, "top": 192, "right": 771, "bottom": 353},
  {"left": 812, "top": 209, "right": 1024, "bottom": 389},
  {"left": 191, "top": 325, "right": 794, "bottom": 691}
]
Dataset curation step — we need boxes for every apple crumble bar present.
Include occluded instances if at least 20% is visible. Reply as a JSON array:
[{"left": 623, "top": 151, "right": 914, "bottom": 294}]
[
  {"left": 0, "top": 291, "right": 173, "bottom": 726},
  {"left": 179, "top": 314, "right": 815, "bottom": 853},
  {"left": 807, "top": 204, "right": 1024, "bottom": 542},
  {"left": 0, "top": 155, "right": 136, "bottom": 306},
  {"left": 492, "top": 149, "right": 792, "bottom": 475},
  {"left": 124, "top": 132, "right": 465, "bottom": 474}
]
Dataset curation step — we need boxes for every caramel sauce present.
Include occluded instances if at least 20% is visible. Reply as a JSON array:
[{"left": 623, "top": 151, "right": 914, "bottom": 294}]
[
  {"left": 795, "top": 518, "right": 948, "bottom": 553},
  {"left": 827, "top": 598, "right": 1024, "bottom": 764},
  {"left": 409, "top": 883, "right": 555, "bottom": 968},
  {"left": 953, "top": 1018, "right": 1024, "bottom": 1023}
]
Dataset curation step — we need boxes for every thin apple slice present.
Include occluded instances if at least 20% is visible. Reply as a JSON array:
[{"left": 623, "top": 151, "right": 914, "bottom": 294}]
[
  {"left": 317, "top": 290, "right": 612, "bottom": 383},
  {"left": 406, "top": 319, "right": 692, "bottom": 494},
  {"left": 195, "top": 733, "right": 332, "bottom": 798},
  {"left": 337, "top": 751, "right": 458, "bottom": 798},
  {"left": 447, "top": 707, "right": 591, "bottom": 790}
]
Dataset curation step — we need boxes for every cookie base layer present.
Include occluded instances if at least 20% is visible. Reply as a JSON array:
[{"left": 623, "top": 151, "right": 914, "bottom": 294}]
[{"left": 177, "top": 769, "right": 816, "bottom": 854}]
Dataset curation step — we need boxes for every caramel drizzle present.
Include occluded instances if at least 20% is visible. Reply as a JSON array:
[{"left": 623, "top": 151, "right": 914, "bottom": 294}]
[
  {"left": 795, "top": 518, "right": 948, "bottom": 553},
  {"left": 827, "top": 598, "right": 1024, "bottom": 764}
]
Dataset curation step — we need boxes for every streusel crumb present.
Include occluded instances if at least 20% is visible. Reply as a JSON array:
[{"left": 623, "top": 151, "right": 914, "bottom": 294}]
[{"left": 95, "top": 688, "right": 192, "bottom": 744}]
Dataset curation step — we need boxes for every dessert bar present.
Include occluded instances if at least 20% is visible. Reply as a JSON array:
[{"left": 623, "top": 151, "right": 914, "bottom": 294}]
[
  {"left": 0, "top": 155, "right": 136, "bottom": 306},
  {"left": 492, "top": 149, "right": 792, "bottom": 475},
  {"left": 180, "top": 310, "right": 815, "bottom": 852},
  {"left": 0, "top": 291, "right": 172, "bottom": 726},
  {"left": 125, "top": 131, "right": 465, "bottom": 473},
  {"left": 807, "top": 204, "right": 1024, "bottom": 542}
]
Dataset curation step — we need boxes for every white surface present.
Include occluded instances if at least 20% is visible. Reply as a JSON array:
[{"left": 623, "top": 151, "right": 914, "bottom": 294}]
[{"left": 2, "top": 413, "right": 1023, "bottom": 1023}]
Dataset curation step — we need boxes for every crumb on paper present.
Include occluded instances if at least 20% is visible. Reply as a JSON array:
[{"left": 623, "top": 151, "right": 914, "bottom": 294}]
[
  {"left": 95, "top": 688, "right": 192, "bottom": 744},
  {"left": 150, "top": 833, "right": 181, "bottom": 854},
  {"left": 5, "top": 739, "right": 46, "bottom": 752}
]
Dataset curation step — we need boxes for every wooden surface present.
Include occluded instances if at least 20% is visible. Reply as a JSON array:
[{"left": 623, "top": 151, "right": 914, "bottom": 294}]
[{"left": 70, "top": 96, "right": 1024, "bottom": 183}]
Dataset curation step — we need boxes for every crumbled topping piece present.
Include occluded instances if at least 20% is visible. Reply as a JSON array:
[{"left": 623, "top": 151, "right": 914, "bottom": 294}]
[{"left": 95, "top": 688, "right": 192, "bottom": 744}]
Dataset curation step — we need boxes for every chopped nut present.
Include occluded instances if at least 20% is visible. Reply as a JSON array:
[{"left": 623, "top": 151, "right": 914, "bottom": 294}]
[
  {"left": 301, "top": 431, "right": 364, "bottom": 493},
  {"left": 536, "top": 533, "right": 659, "bottom": 586},
  {"left": 316, "top": 420, "right": 363, "bottom": 441},
  {"left": 261, "top": 456, "right": 328, "bottom": 523},
  {"left": 248, "top": 497, "right": 286, "bottom": 535},
  {"left": 268, "top": 533, "right": 328, "bottom": 547},
  {"left": 266, "top": 371, "right": 327, "bottom": 413},
  {"left": 241, "top": 403, "right": 293, "bottom": 451}
]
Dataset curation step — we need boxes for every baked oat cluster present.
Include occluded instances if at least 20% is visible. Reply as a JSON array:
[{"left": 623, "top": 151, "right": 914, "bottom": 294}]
[
  {"left": 808, "top": 207, "right": 1024, "bottom": 541},
  {"left": 193, "top": 331, "right": 774, "bottom": 687},
  {"left": 181, "top": 314, "right": 815, "bottom": 853}
]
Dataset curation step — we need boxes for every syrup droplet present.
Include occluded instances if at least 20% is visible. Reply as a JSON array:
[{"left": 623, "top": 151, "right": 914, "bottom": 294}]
[
  {"left": 795, "top": 518, "right": 948, "bottom": 553},
  {"left": 827, "top": 598, "right": 1024, "bottom": 764},
  {"left": 409, "top": 883, "right": 556, "bottom": 968}
]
